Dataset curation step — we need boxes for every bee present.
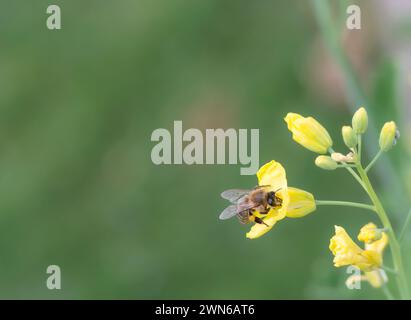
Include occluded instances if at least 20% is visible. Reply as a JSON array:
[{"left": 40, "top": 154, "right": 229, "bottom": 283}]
[{"left": 219, "top": 186, "right": 282, "bottom": 226}]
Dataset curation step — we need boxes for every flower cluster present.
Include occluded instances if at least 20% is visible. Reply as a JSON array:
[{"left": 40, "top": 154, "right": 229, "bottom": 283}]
[
  {"left": 220, "top": 106, "right": 408, "bottom": 298},
  {"left": 283, "top": 107, "right": 401, "bottom": 292}
]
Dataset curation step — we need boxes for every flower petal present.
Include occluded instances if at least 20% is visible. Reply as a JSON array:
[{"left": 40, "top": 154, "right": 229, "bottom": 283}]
[
  {"left": 256, "top": 160, "right": 287, "bottom": 191},
  {"left": 285, "top": 187, "right": 316, "bottom": 218},
  {"left": 364, "top": 269, "right": 387, "bottom": 288},
  {"left": 246, "top": 213, "right": 281, "bottom": 239},
  {"left": 329, "top": 226, "right": 365, "bottom": 267},
  {"left": 357, "top": 222, "right": 382, "bottom": 244},
  {"left": 365, "top": 232, "right": 388, "bottom": 255}
]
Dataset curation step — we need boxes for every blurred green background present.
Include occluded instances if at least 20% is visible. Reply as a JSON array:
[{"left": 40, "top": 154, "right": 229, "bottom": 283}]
[{"left": 0, "top": 0, "right": 410, "bottom": 299}]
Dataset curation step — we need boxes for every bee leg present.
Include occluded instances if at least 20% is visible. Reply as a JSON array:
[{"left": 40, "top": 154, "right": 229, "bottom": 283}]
[
  {"left": 254, "top": 217, "right": 269, "bottom": 227},
  {"left": 275, "top": 196, "right": 283, "bottom": 207},
  {"left": 259, "top": 206, "right": 270, "bottom": 215}
]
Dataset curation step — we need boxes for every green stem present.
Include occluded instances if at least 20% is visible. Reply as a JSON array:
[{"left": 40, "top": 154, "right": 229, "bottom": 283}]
[
  {"left": 337, "top": 164, "right": 356, "bottom": 168},
  {"left": 356, "top": 165, "right": 410, "bottom": 299},
  {"left": 316, "top": 200, "right": 376, "bottom": 212},
  {"left": 357, "top": 135, "right": 362, "bottom": 162},
  {"left": 382, "top": 265, "right": 397, "bottom": 275},
  {"left": 328, "top": 148, "right": 368, "bottom": 193},
  {"left": 399, "top": 208, "right": 411, "bottom": 242},
  {"left": 365, "top": 150, "right": 383, "bottom": 173},
  {"left": 345, "top": 167, "right": 368, "bottom": 193}
]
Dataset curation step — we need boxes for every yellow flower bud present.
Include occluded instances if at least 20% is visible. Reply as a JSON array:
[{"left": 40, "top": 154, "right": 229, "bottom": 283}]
[
  {"left": 352, "top": 107, "right": 368, "bottom": 134},
  {"left": 284, "top": 113, "right": 333, "bottom": 154},
  {"left": 315, "top": 155, "right": 338, "bottom": 170},
  {"left": 357, "top": 222, "right": 383, "bottom": 244},
  {"left": 342, "top": 126, "right": 357, "bottom": 148},
  {"left": 285, "top": 187, "right": 316, "bottom": 218},
  {"left": 379, "top": 121, "right": 398, "bottom": 152}
]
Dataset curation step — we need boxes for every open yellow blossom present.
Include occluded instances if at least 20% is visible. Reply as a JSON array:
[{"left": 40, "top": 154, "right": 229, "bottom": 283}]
[
  {"left": 330, "top": 224, "right": 388, "bottom": 273},
  {"left": 246, "top": 160, "right": 316, "bottom": 239},
  {"left": 329, "top": 226, "right": 383, "bottom": 271},
  {"left": 358, "top": 222, "right": 383, "bottom": 244},
  {"left": 284, "top": 113, "right": 333, "bottom": 154}
]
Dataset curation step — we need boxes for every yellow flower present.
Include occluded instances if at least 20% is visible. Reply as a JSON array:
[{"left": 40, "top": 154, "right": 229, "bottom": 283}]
[
  {"left": 246, "top": 160, "right": 316, "bottom": 239},
  {"left": 358, "top": 222, "right": 383, "bottom": 244},
  {"left": 284, "top": 113, "right": 333, "bottom": 154},
  {"left": 329, "top": 226, "right": 383, "bottom": 271}
]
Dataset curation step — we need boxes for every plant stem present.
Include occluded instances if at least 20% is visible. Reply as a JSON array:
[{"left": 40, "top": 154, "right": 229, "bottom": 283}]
[
  {"left": 399, "top": 208, "right": 411, "bottom": 242},
  {"left": 316, "top": 200, "right": 376, "bottom": 212},
  {"left": 365, "top": 150, "right": 383, "bottom": 173},
  {"left": 337, "top": 164, "right": 356, "bottom": 168},
  {"left": 356, "top": 164, "right": 410, "bottom": 299},
  {"left": 345, "top": 167, "right": 369, "bottom": 194},
  {"left": 357, "top": 135, "right": 362, "bottom": 162},
  {"left": 382, "top": 265, "right": 397, "bottom": 275},
  {"left": 329, "top": 148, "right": 368, "bottom": 193}
]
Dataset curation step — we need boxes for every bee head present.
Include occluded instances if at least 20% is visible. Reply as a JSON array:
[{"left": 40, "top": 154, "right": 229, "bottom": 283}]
[{"left": 267, "top": 191, "right": 276, "bottom": 206}]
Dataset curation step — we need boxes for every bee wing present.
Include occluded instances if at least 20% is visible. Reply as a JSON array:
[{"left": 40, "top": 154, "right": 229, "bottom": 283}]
[
  {"left": 221, "top": 189, "right": 251, "bottom": 203},
  {"left": 219, "top": 205, "right": 240, "bottom": 220},
  {"left": 219, "top": 201, "right": 261, "bottom": 221},
  {"left": 237, "top": 210, "right": 250, "bottom": 224}
]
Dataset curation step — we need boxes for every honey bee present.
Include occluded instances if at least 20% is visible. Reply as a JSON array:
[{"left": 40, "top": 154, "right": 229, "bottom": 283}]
[{"left": 219, "top": 186, "right": 282, "bottom": 226}]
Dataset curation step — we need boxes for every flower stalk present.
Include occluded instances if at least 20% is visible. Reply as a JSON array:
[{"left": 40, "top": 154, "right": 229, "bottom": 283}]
[
  {"left": 356, "top": 163, "right": 410, "bottom": 299},
  {"left": 315, "top": 200, "right": 376, "bottom": 213},
  {"left": 399, "top": 208, "right": 411, "bottom": 242},
  {"left": 365, "top": 150, "right": 383, "bottom": 173}
]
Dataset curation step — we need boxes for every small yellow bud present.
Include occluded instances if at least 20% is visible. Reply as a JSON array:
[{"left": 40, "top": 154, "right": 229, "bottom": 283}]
[
  {"left": 342, "top": 126, "right": 357, "bottom": 148},
  {"left": 358, "top": 223, "right": 383, "bottom": 244},
  {"left": 379, "top": 121, "right": 399, "bottom": 152},
  {"left": 352, "top": 107, "right": 368, "bottom": 134},
  {"left": 284, "top": 113, "right": 333, "bottom": 154},
  {"left": 315, "top": 155, "right": 338, "bottom": 170}
]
